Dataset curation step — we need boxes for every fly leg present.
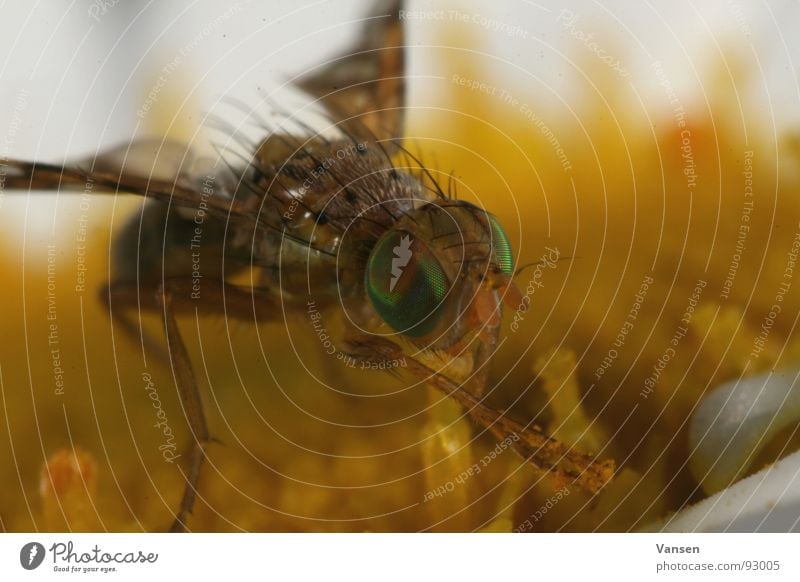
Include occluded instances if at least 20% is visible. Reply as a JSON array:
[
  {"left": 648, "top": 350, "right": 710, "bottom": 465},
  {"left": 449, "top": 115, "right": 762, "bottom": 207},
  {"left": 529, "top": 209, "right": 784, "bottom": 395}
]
[
  {"left": 344, "top": 335, "right": 615, "bottom": 494},
  {"left": 98, "top": 283, "right": 171, "bottom": 366},
  {"left": 102, "top": 277, "right": 280, "bottom": 531},
  {"left": 154, "top": 283, "right": 210, "bottom": 532}
]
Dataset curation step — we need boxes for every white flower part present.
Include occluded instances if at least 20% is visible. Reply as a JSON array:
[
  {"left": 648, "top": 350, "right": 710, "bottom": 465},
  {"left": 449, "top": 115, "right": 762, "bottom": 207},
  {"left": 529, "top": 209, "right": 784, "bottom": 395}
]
[
  {"left": 688, "top": 369, "right": 800, "bottom": 495},
  {"left": 644, "top": 449, "right": 800, "bottom": 532}
]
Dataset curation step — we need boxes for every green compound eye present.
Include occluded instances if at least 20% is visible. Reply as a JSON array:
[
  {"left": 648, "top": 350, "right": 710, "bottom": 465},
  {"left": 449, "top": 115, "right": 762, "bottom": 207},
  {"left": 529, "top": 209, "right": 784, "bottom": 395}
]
[
  {"left": 487, "top": 214, "right": 514, "bottom": 275},
  {"left": 365, "top": 231, "right": 449, "bottom": 337}
]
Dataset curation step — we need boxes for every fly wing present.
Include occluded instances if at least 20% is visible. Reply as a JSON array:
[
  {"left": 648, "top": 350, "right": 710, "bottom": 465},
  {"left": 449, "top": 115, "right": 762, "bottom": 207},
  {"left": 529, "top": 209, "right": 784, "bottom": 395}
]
[
  {"left": 1, "top": 139, "right": 259, "bottom": 229},
  {"left": 296, "top": 0, "right": 406, "bottom": 142},
  {"left": 84, "top": 139, "right": 199, "bottom": 184}
]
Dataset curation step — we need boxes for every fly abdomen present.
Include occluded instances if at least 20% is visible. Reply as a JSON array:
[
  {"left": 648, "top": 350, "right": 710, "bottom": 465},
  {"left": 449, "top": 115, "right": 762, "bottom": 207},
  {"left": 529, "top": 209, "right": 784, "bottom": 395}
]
[{"left": 110, "top": 199, "right": 232, "bottom": 285}]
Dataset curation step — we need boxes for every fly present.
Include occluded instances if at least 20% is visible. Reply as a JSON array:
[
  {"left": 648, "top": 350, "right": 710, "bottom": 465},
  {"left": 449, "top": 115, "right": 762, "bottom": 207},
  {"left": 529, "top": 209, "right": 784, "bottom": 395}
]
[{"left": 2, "top": 0, "right": 613, "bottom": 531}]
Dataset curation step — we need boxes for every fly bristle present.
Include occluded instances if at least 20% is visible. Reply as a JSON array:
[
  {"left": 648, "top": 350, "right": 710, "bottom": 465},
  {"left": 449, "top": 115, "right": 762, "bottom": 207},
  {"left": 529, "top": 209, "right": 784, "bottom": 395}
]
[{"left": 391, "top": 140, "right": 448, "bottom": 201}]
